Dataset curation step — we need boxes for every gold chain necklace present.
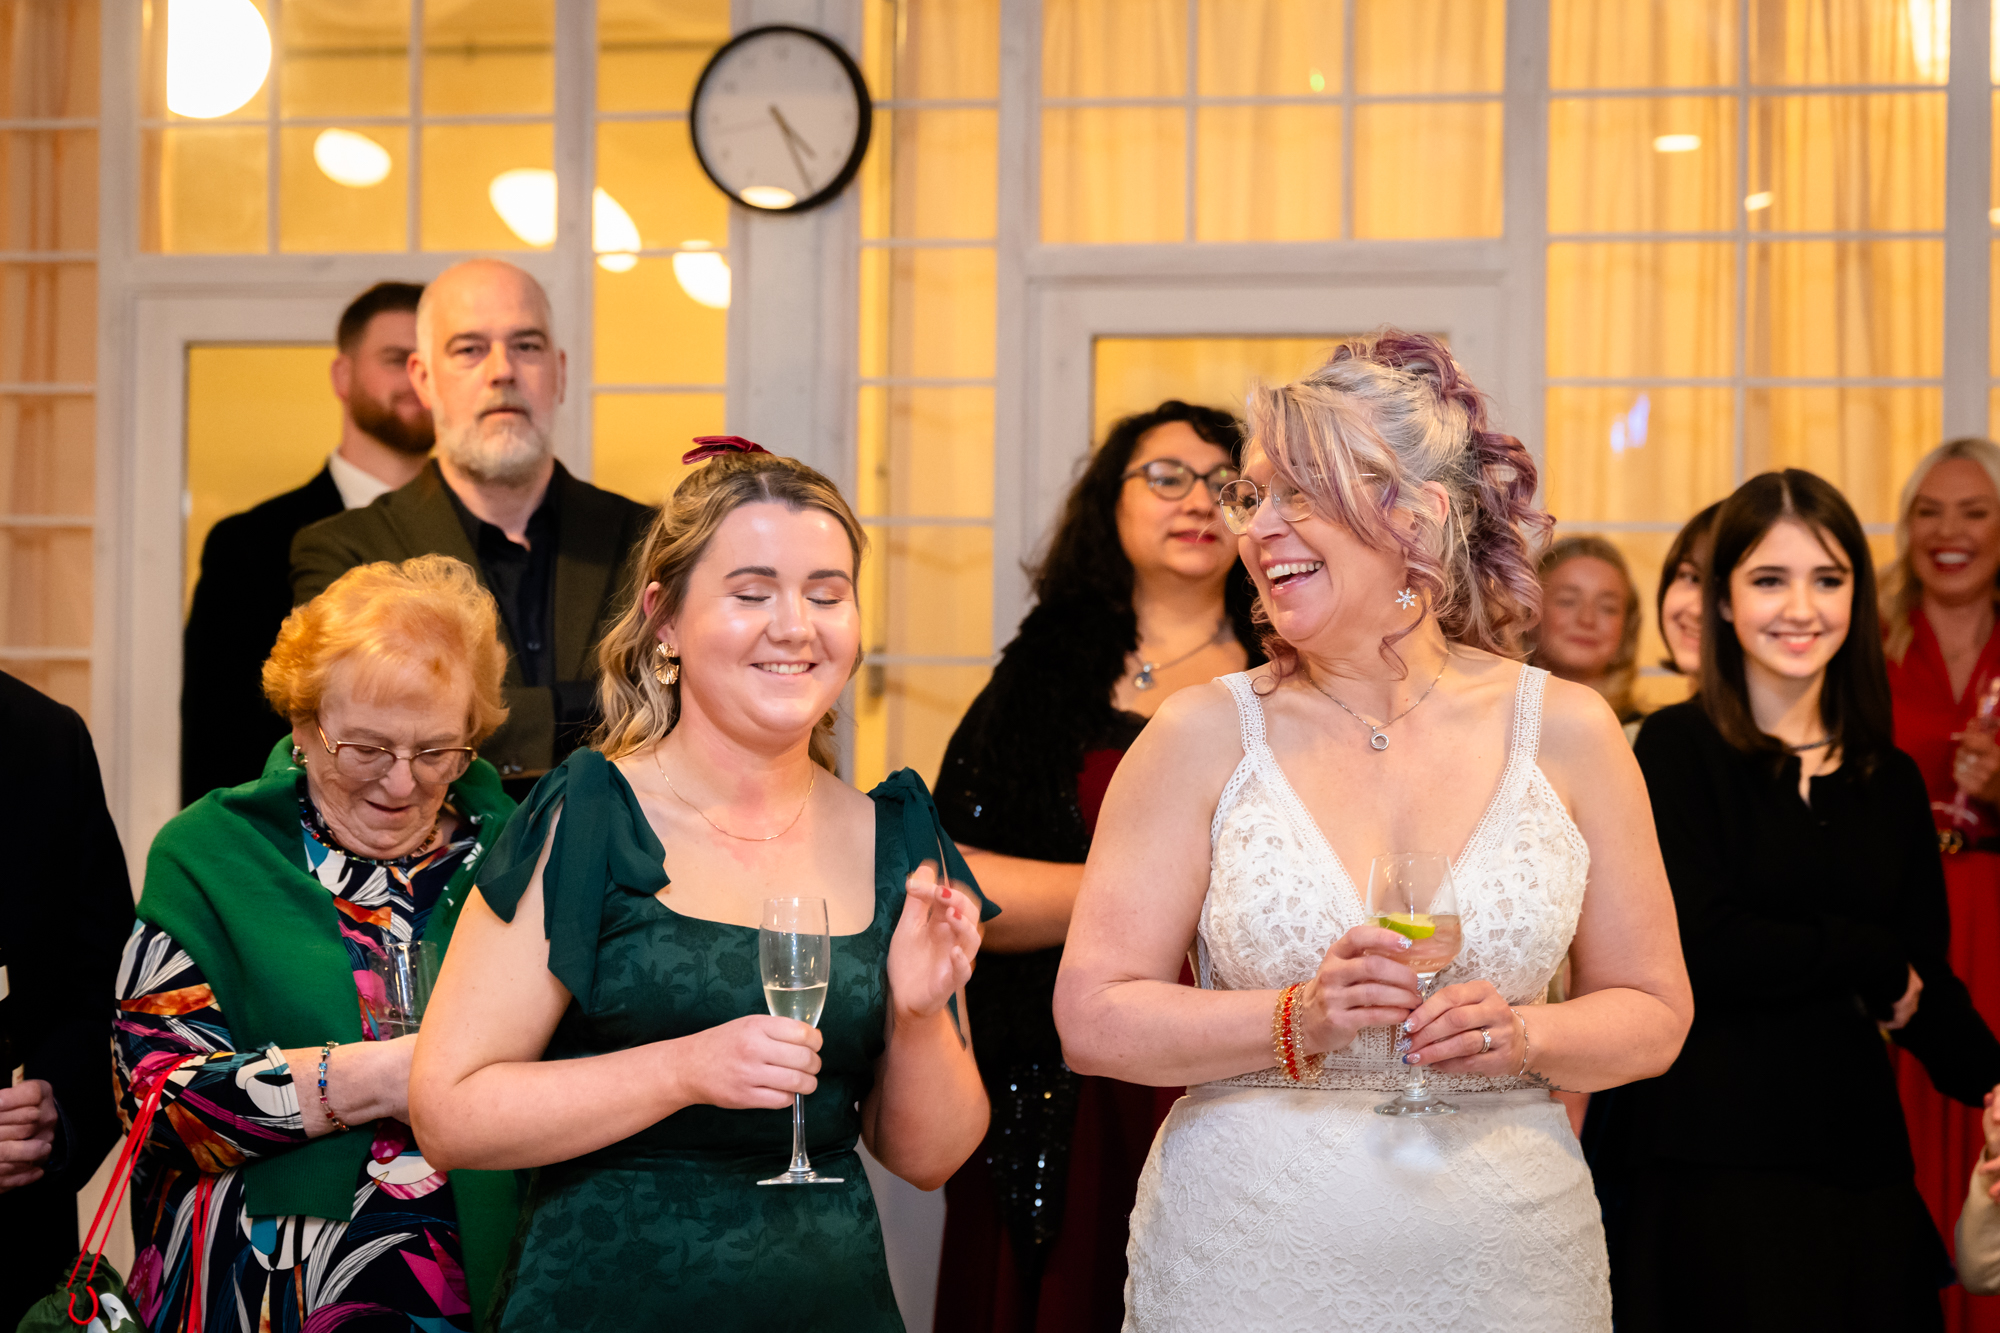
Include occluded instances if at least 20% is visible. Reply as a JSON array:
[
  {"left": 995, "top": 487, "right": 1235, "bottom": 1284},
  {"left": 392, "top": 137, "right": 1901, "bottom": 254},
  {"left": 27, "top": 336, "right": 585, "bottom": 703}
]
[
  {"left": 654, "top": 747, "right": 816, "bottom": 842},
  {"left": 1306, "top": 654, "right": 1451, "bottom": 752},
  {"left": 1133, "top": 617, "right": 1230, "bottom": 691}
]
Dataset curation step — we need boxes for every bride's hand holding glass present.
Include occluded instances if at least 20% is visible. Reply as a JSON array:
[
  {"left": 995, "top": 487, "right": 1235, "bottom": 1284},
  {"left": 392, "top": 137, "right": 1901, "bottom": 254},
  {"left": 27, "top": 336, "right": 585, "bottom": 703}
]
[
  {"left": 1401, "top": 979, "right": 1521, "bottom": 1074},
  {"left": 885, "top": 860, "right": 983, "bottom": 1020},
  {"left": 1292, "top": 924, "right": 1429, "bottom": 1056}
]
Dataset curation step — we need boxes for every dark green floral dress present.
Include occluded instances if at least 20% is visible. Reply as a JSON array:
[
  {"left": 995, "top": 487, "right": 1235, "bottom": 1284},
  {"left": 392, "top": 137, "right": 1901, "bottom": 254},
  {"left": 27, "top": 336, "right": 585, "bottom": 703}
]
[{"left": 476, "top": 750, "right": 992, "bottom": 1332}]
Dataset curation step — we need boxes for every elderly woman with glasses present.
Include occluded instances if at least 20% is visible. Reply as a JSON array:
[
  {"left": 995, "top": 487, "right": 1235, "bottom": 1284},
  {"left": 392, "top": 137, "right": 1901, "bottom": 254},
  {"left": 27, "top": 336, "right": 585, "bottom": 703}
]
[
  {"left": 113, "top": 555, "right": 520, "bottom": 1333},
  {"left": 933, "top": 400, "right": 1262, "bottom": 1331}
]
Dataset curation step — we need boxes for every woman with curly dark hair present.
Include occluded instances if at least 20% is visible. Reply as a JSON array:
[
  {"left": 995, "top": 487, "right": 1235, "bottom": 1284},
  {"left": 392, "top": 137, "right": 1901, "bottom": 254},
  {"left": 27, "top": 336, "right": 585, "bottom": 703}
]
[{"left": 932, "top": 401, "right": 1263, "bottom": 1331}]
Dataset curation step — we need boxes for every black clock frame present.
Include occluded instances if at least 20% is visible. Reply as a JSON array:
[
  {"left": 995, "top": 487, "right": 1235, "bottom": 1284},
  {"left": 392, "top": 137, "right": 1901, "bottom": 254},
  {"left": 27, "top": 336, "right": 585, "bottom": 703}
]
[{"left": 688, "top": 24, "right": 875, "bottom": 215}]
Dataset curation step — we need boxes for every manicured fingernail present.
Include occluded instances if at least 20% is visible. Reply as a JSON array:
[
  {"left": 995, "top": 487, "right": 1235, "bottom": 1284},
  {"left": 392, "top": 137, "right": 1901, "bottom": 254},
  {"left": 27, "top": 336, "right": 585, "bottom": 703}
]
[
  {"left": 1395, "top": 1036, "right": 1411, "bottom": 1053},
  {"left": 941, "top": 886, "right": 952, "bottom": 898},
  {"left": 1403, "top": 1053, "right": 1420, "bottom": 1065},
  {"left": 1400, "top": 1019, "right": 1413, "bottom": 1034},
  {"left": 1400, "top": 938, "right": 1412, "bottom": 950}
]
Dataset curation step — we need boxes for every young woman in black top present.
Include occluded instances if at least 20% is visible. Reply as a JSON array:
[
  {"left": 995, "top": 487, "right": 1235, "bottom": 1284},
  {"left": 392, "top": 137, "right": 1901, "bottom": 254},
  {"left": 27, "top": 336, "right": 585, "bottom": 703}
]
[{"left": 1599, "top": 469, "right": 2000, "bottom": 1331}]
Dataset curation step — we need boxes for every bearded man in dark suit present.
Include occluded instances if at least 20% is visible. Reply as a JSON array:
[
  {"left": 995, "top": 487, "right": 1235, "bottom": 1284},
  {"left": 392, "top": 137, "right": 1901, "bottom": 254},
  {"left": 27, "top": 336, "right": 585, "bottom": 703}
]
[
  {"left": 179, "top": 282, "right": 434, "bottom": 804},
  {"left": 291, "top": 259, "right": 652, "bottom": 789}
]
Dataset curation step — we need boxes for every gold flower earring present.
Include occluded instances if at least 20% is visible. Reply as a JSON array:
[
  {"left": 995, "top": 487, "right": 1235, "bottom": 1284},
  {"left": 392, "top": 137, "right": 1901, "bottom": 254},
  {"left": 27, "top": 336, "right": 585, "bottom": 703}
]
[{"left": 653, "top": 642, "right": 681, "bottom": 686}]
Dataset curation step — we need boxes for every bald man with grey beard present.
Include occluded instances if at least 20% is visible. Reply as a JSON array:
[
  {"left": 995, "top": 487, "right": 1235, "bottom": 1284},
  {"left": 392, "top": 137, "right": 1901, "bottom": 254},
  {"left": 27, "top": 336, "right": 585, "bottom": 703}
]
[{"left": 290, "top": 260, "right": 654, "bottom": 787}]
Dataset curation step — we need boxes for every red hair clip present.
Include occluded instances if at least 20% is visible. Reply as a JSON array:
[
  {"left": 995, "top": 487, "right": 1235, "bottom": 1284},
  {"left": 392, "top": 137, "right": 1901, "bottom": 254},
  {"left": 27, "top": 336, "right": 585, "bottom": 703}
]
[{"left": 682, "top": 435, "right": 772, "bottom": 464}]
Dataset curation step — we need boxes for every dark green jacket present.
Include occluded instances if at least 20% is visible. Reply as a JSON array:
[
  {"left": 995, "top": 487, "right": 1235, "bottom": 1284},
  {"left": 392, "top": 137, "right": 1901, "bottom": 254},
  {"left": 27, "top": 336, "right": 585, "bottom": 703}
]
[
  {"left": 136, "top": 738, "right": 520, "bottom": 1325},
  {"left": 288, "top": 460, "right": 654, "bottom": 778}
]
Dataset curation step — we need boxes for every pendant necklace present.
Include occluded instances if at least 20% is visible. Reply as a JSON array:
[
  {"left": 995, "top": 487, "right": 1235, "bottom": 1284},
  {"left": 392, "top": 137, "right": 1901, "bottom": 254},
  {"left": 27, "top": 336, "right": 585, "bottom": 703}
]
[
  {"left": 655, "top": 747, "right": 816, "bottom": 842},
  {"left": 1306, "top": 654, "right": 1451, "bottom": 752},
  {"left": 1133, "top": 617, "right": 1230, "bottom": 691}
]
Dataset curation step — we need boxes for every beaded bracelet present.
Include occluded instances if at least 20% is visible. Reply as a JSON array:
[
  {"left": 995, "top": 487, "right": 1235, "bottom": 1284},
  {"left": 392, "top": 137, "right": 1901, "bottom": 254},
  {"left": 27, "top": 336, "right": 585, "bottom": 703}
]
[
  {"left": 317, "top": 1042, "right": 352, "bottom": 1133},
  {"left": 1271, "top": 984, "right": 1324, "bottom": 1084}
]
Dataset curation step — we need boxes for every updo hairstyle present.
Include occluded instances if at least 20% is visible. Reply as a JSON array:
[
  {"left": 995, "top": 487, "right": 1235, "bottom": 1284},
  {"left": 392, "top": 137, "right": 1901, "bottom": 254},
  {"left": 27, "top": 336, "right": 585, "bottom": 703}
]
[
  {"left": 1245, "top": 330, "right": 1551, "bottom": 668},
  {"left": 593, "top": 451, "right": 867, "bottom": 770}
]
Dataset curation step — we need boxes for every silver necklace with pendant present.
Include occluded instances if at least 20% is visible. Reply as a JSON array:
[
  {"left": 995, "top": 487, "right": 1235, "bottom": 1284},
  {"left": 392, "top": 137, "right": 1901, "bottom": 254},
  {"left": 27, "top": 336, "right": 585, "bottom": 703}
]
[
  {"left": 1306, "top": 654, "right": 1451, "bottom": 751},
  {"left": 1133, "top": 618, "right": 1230, "bottom": 691}
]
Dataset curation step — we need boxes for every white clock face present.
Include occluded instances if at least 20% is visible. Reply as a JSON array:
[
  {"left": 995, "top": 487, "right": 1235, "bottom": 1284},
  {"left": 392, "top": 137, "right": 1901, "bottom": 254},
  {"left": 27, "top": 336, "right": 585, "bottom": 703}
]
[{"left": 692, "top": 28, "right": 869, "bottom": 212}]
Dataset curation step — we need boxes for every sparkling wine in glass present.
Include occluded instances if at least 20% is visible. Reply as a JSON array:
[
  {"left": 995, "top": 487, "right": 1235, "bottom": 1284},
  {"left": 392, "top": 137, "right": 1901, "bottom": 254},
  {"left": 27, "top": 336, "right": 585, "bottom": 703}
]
[
  {"left": 1366, "top": 852, "right": 1462, "bottom": 1117},
  {"left": 757, "top": 897, "right": 843, "bottom": 1186}
]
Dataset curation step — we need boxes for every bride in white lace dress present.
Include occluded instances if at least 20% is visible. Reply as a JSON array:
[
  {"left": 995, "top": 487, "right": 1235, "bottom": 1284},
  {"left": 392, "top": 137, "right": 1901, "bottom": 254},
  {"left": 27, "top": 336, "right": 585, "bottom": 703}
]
[{"left": 1053, "top": 333, "right": 1693, "bottom": 1332}]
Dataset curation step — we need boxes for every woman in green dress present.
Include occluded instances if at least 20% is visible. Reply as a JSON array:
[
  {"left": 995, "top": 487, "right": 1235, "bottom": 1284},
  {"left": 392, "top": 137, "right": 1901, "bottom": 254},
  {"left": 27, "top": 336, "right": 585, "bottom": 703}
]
[{"left": 409, "top": 440, "right": 994, "bottom": 1330}]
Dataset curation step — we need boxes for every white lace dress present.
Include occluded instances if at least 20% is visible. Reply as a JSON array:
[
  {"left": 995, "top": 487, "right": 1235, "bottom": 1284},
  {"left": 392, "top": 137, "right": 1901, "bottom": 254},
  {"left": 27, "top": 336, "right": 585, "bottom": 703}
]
[{"left": 1123, "top": 668, "right": 1611, "bottom": 1332}]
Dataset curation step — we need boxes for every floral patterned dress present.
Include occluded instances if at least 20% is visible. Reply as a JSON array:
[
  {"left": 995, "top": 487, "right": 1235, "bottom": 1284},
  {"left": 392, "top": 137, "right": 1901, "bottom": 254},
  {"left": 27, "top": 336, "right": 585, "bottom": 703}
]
[{"left": 113, "top": 785, "right": 483, "bottom": 1333}]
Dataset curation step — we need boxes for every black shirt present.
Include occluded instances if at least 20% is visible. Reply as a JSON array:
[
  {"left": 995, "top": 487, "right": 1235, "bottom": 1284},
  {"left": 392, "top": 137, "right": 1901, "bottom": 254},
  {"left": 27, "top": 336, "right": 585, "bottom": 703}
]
[
  {"left": 1603, "top": 700, "right": 2000, "bottom": 1178},
  {"left": 446, "top": 481, "right": 558, "bottom": 688}
]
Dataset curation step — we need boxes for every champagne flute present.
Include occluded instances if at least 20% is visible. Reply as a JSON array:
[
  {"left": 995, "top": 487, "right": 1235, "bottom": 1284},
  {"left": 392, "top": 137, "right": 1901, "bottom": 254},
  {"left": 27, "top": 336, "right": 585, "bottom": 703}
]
[
  {"left": 757, "top": 897, "right": 843, "bottom": 1186},
  {"left": 1366, "top": 853, "right": 1463, "bottom": 1117}
]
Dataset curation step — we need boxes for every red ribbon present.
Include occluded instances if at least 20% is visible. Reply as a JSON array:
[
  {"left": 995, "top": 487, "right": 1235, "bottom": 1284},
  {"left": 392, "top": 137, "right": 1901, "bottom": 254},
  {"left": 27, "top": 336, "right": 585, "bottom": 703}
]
[{"left": 682, "top": 435, "right": 772, "bottom": 464}]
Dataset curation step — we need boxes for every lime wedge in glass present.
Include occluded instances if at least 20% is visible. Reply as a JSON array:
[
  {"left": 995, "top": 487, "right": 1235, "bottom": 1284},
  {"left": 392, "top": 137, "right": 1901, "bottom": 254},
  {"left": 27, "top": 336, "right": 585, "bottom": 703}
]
[{"left": 1376, "top": 912, "right": 1437, "bottom": 941}]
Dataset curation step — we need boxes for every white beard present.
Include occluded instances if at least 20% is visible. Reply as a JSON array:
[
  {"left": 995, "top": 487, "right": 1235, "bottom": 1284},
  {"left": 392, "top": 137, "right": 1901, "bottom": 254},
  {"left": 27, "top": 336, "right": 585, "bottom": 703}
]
[{"left": 438, "top": 410, "right": 552, "bottom": 486}]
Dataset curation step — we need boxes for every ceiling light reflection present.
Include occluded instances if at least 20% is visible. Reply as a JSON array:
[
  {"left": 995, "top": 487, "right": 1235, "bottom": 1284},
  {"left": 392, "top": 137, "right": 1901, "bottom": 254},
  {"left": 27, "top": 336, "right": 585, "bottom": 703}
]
[
  {"left": 1744, "top": 191, "right": 1774, "bottom": 211},
  {"left": 489, "top": 168, "right": 558, "bottom": 247},
  {"left": 166, "top": 0, "right": 273, "bottom": 119},
  {"left": 673, "top": 243, "right": 731, "bottom": 309},
  {"left": 1653, "top": 134, "right": 1700, "bottom": 153},
  {"left": 313, "top": 129, "right": 392, "bottom": 188},
  {"left": 594, "top": 189, "right": 642, "bottom": 271},
  {"left": 739, "top": 185, "right": 798, "bottom": 210}
]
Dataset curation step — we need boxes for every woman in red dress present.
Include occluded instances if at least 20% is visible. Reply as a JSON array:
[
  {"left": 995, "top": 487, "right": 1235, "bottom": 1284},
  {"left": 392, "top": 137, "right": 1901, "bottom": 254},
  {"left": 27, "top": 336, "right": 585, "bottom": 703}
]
[{"left": 1886, "top": 437, "right": 2000, "bottom": 1331}]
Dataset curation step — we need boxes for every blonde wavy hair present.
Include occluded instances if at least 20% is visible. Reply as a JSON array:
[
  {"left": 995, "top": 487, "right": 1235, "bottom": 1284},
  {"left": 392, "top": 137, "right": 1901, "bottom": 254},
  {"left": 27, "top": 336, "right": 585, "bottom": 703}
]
[
  {"left": 1248, "top": 331, "right": 1551, "bottom": 671},
  {"left": 1881, "top": 437, "right": 2000, "bottom": 663},
  {"left": 262, "top": 554, "right": 510, "bottom": 745},
  {"left": 593, "top": 451, "right": 867, "bottom": 768}
]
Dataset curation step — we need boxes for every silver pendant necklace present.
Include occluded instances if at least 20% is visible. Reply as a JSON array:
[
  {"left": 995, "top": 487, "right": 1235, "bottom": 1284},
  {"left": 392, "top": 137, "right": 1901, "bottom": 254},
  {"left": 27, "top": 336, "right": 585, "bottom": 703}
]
[
  {"left": 1307, "top": 654, "right": 1451, "bottom": 751},
  {"left": 1133, "top": 617, "right": 1230, "bottom": 691}
]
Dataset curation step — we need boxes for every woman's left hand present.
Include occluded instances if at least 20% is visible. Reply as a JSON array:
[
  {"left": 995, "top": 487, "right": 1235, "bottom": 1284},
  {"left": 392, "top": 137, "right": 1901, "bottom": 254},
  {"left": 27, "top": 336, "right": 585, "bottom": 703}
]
[
  {"left": 1401, "top": 978, "right": 1522, "bottom": 1075},
  {"left": 885, "top": 861, "right": 982, "bottom": 1022},
  {"left": 1955, "top": 728, "right": 2000, "bottom": 805}
]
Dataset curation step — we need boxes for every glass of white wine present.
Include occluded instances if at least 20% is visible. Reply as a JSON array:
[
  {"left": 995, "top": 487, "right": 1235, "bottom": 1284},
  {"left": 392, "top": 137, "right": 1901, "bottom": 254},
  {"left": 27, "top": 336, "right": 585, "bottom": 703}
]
[
  {"left": 757, "top": 896, "right": 843, "bottom": 1186},
  {"left": 1366, "top": 853, "right": 1463, "bottom": 1118}
]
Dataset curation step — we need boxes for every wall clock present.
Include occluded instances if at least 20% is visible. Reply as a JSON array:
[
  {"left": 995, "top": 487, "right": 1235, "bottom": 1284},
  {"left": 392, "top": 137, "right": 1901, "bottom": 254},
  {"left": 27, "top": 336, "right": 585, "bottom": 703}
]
[{"left": 689, "top": 25, "right": 873, "bottom": 214}]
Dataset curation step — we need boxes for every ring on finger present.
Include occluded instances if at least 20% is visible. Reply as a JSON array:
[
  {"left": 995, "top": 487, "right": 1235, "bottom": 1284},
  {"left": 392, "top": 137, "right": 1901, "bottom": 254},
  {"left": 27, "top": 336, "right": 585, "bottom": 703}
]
[{"left": 1479, "top": 1027, "right": 1492, "bottom": 1054}]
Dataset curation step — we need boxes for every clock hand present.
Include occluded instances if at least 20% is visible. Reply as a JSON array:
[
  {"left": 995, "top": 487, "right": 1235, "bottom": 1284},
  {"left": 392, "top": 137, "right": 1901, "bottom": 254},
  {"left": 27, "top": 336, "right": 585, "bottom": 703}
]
[{"left": 768, "top": 103, "right": 819, "bottom": 193}]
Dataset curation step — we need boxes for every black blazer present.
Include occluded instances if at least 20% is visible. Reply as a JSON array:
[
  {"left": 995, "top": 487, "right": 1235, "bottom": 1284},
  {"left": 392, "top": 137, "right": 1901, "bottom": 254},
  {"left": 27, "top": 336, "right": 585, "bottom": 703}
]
[
  {"left": 180, "top": 467, "right": 345, "bottom": 805},
  {"left": 1605, "top": 700, "right": 2000, "bottom": 1176},
  {"left": 289, "top": 460, "right": 653, "bottom": 778},
  {"left": 0, "top": 673, "right": 133, "bottom": 1324}
]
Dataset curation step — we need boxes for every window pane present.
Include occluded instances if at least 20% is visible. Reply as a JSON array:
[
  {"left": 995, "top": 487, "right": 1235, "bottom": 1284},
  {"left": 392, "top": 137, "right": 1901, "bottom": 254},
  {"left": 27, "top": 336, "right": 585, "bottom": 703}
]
[
  {"left": 1745, "top": 386, "right": 1941, "bottom": 523},
  {"left": 1196, "top": 0, "right": 1342, "bottom": 97},
  {"left": 1748, "top": 0, "right": 1949, "bottom": 86},
  {"left": 282, "top": 0, "right": 408, "bottom": 118},
  {"left": 860, "top": 525, "right": 993, "bottom": 657},
  {"left": 1356, "top": 0, "right": 1505, "bottom": 94},
  {"left": 852, "top": 663, "right": 991, "bottom": 794},
  {"left": 597, "top": 121, "right": 730, "bottom": 250},
  {"left": 0, "top": 660, "right": 89, "bottom": 719},
  {"left": 864, "top": 0, "right": 1001, "bottom": 101},
  {"left": 1353, "top": 102, "right": 1502, "bottom": 239},
  {"left": 419, "top": 123, "right": 553, "bottom": 252},
  {"left": 0, "top": 131, "right": 97, "bottom": 252},
  {"left": 860, "top": 109, "right": 998, "bottom": 241},
  {"left": 0, "top": 529, "right": 91, "bottom": 646},
  {"left": 1093, "top": 335, "right": 1350, "bottom": 443},
  {"left": 424, "top": 0, "right": 553, "bottom": 115},
  {"left": 1550, "top": 0, "right": 1737, "bottom": 89},
  {"left": 0, "top": 265, "right": 94, "bottom": 382},
  {"left": 857, "top": 386, "right": 995, "bottom": 518},
  {"left": 0, "top": 395, "right": 93, "bottom": 514},
  {"left": 1548, "top": 97, "right": 1736, "bottom": 234},
  {"left": 1, "top": 0, "right": 99, "bottom": 118},
  {"left": 1195, "top": 105, "right": 1341, "bottom": 242},
  {"left": 1041, "top": 108, "right": 1185, "bottom": 244},
  {"left": 1544, "top": 387, "right": 1735, "bottom": 523},
  {"left": 1042, "top": 0, "right": 1185, "bottom": 98},
  {"left": 1745, "top": 240, "right": 1942, "bottom": 378},
  {"left": 858, "top": 248, "right": 997, "bottom": 379},
  {"left": 1747, "top": 94, "right": 1945, "bottom": 233},
  {"left": 143, "top": 127, "right": 268, "bottom": 253},
  {"left": 592, "top": 392, "right": 726, "bottom": 505},
  {"left": 594, "top": 259, "right": 727, "bottom": 385},
  {"left": 279, "top": 126, "right": 406, "bottom": 252},
  {"left": 141, "top": 0, "right": 273, "bottom": 122},
  {"left": 598, "top": 0, "right": 730, "bottom": 113},
  {"left": 1546, "top": 242, "right": 1735, "bottom": 378}
]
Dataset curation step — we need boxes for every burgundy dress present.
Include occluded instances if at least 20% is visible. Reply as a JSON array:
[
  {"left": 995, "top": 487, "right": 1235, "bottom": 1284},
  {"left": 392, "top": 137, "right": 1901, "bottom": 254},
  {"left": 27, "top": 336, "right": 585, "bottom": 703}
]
[{"left": 1890, "top": 608, "right": 2000, "bottom": 1333}]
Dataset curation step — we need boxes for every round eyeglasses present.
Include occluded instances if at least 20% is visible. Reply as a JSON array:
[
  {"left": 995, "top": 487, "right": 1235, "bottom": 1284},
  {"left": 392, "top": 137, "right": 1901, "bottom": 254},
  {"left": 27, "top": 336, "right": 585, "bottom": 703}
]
[
  {"left": 315, "top": 720, "right": 475, "bottom": 784},
  {"left": 1121, "top": 458, "right": 1241, "bottom": 503},
  {"left": 1217, "top": 476, "right": 1314, "bottom": 534}
]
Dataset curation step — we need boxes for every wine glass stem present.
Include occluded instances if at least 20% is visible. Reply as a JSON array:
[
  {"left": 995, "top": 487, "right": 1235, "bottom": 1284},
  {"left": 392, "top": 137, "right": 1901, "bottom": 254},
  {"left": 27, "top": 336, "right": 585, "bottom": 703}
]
[
  {"left": 788, "top": 1093, "right": 811, "bottom": 1174},
  {"left": 1406, "top": 973, "right": 1438, "bottom": 1100}
]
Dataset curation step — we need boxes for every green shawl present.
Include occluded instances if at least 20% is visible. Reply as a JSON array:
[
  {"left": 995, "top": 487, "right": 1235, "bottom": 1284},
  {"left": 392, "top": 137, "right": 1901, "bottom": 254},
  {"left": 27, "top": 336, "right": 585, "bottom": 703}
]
[{"left": 138, "top": 738, "right": 520, "bottom": 1322}]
